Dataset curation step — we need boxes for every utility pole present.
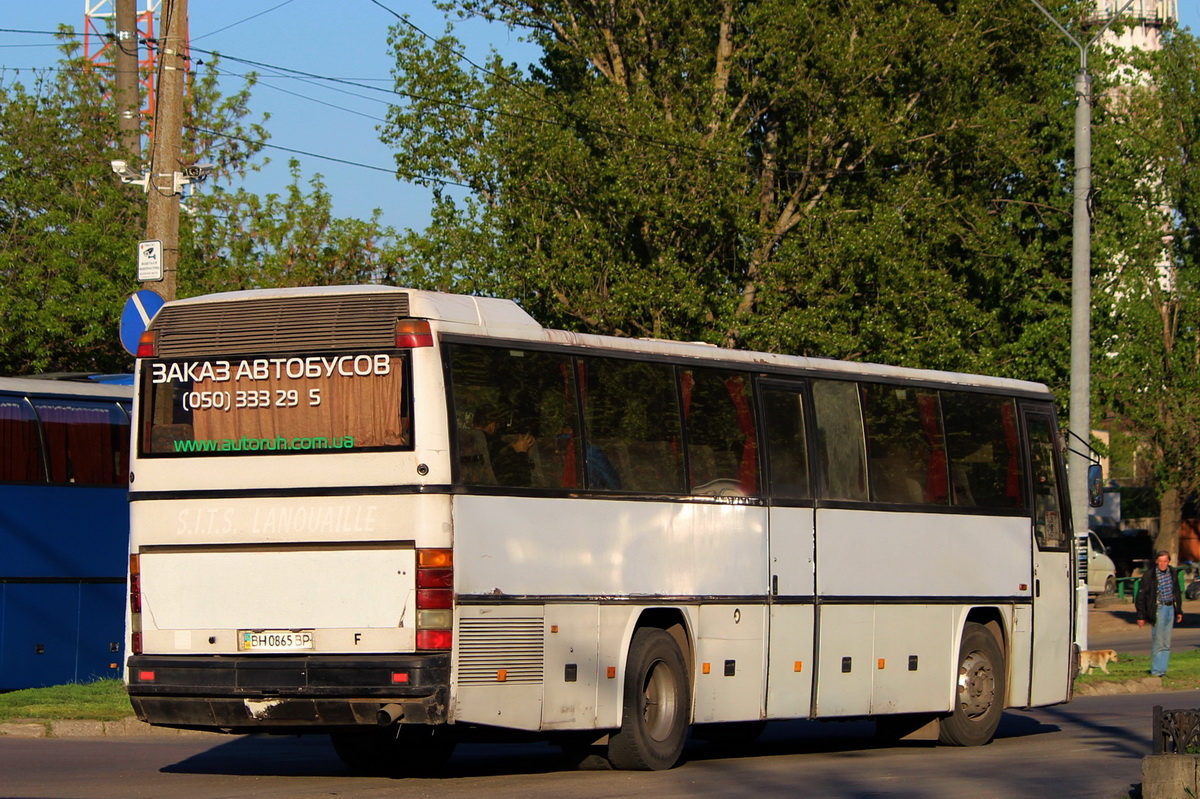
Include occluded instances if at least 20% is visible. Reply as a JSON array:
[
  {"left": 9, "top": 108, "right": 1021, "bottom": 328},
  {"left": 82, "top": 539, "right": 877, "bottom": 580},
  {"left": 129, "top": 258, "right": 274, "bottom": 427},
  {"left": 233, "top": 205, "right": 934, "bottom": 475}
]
[
  {"left": 1030, "top": 0, "right": 1135, "bottom": 652},
  {"left": 114, "top": 0, "right": 140, "bottom": 158},
  {"left": 143, "top": 0, "right": 187, "bottom": 301}
]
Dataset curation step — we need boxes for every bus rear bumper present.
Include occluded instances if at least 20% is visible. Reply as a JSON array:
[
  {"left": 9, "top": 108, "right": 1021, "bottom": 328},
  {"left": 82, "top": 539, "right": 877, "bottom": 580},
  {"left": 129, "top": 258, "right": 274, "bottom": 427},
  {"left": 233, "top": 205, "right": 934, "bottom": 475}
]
[{"left": 126, "top": 653, "right": 449, "bottom": 733}]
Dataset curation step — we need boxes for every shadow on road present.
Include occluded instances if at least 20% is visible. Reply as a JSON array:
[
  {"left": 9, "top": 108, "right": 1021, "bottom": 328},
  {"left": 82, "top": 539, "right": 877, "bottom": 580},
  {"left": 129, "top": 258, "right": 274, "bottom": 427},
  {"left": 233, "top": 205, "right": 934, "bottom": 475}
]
[{"left": 158, "top": 711, "right": 1062, "bottom": 780}]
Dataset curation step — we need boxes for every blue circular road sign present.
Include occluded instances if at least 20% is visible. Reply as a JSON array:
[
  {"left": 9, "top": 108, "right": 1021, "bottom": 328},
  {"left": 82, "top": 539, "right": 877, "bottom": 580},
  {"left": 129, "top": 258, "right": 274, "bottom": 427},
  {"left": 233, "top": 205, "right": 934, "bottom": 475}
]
[{"left": 120, "top": 289, "right": 166, "bottom": 356}]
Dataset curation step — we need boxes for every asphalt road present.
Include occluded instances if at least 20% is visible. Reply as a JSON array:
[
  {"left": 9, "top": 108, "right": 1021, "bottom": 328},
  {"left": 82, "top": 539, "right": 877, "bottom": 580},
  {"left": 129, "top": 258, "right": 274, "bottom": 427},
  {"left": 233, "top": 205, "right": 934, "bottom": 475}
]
[{"left": 0, "top": 690, "right": 1190, "bottom": 799}]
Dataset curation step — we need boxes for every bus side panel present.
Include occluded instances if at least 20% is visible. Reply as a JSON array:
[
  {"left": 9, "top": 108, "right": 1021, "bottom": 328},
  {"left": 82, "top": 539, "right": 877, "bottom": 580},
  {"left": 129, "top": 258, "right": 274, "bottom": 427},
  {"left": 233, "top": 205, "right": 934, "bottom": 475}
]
[
  {"left": 1, "top": 583, "right": 79, "bottom": 689},
  {"left": 452, "top": 496, "right": 767, "bottom": 599},
  {"left": 692, "top": 603, "right": 767, "bottom": 724},
  {"left": 814, "top": 510, "right": 1035, "bottom": 718},
  {"left": 1008, "top": 605, "right": 1033, "bottom": 705},
  {"left": 814, "top": 510, "right": 1032, "bottom": 599},
  {"left": 453, "top": 495, "right": 768, "bottom": 730},
  {"left": 871, "top": 604, "right": 955, "bottom": 715},
  {"left": 542, "top": 604, "right": 599, "bottom": 729},
  {"left": 814, "top": 605, "right": 873, "bottom": 717},
  {"left": 0, "top": 484, "right": 129, "bottom": 578},
  {"left": 0, "top": 484, "right": 128, "bottom": 690},
  {"left": 453, "top": 604, "right": 545, "bottom": 730},
  {"left": 764, "top": 604, "right": 814, "bottom": 719}
]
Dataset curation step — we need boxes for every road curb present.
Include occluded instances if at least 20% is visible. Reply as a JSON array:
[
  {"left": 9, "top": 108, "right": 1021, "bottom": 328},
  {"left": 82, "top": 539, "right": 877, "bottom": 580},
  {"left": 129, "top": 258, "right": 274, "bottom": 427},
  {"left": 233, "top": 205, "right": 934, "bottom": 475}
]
[
  {"left": 0, "top": 717, "right": 221, "bottom": 738},
  {"left": 1075, "top": 676, "right": 1165, "bottom": 696}
]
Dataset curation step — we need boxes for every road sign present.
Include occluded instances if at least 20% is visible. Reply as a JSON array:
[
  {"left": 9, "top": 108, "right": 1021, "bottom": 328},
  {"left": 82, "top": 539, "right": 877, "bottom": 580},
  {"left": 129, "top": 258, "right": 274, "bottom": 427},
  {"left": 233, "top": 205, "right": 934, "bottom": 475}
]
[
  {"left": 120, "top": 289, "right": 166, "bottom": 356},
  {"left": 138, "top": 240, "right": 163, "bottom": 281}
]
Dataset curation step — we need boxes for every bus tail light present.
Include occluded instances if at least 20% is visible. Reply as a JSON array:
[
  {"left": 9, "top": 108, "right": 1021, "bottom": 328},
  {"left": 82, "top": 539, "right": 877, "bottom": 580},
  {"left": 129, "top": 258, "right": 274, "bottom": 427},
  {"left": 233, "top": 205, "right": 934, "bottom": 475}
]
[
  {"left": 396, "top": 320, "right": 433, "bottom": 348},
  {"left": 416, "top": 548, "right": 452, "bottom": 650},
  {"left": 129, "top": 554, "right": 143, "bottom": 655},
  {"left": 136, "top": 331, "right": 157, "bottom": 358}
]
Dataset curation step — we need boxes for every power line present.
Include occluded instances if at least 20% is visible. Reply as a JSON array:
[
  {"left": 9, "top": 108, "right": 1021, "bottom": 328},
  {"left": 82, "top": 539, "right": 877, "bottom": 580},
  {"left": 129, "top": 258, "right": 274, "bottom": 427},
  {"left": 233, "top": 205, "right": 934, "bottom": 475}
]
[
  {"left": 0, "top": 28, "right": 71, "bottom": 36},
  {"left": 192, "top": 0, "right": 299, "bottom": 43},
  {"left": 187, "top": 124, "right": 473, "bottom": 189}
]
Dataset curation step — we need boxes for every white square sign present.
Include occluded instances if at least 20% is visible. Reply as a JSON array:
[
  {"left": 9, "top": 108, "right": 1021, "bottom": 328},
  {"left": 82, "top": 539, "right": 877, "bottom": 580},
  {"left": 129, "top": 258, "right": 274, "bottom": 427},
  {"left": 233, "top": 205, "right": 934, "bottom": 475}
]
[{"left": 138, "top": 240, "right": 163, "bottom": 282}]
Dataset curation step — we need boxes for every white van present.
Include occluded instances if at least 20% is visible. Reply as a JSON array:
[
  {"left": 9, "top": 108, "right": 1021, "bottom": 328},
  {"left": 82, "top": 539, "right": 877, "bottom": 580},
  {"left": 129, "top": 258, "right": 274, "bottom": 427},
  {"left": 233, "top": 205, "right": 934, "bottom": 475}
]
[{"left": 1083, "top": 531, "right": 1117, "bottom": 595}]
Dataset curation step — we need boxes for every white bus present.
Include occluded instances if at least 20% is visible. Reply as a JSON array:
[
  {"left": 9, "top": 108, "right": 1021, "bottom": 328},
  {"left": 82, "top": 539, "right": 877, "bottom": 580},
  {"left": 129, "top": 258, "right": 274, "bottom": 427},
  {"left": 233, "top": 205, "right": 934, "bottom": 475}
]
[{"left": 125, "top": 286, "right": 1079, "bottom": 772}]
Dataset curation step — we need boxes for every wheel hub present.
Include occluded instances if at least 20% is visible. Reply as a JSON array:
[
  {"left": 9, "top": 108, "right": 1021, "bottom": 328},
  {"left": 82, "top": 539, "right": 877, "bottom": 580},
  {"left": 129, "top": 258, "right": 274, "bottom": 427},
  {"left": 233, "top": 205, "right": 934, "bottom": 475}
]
[
  {"left": 643, "top": 657, "right": 680, "bottom": 742},
  {"left": 957, "top": 649, "right": 995, "bottom": 719}
]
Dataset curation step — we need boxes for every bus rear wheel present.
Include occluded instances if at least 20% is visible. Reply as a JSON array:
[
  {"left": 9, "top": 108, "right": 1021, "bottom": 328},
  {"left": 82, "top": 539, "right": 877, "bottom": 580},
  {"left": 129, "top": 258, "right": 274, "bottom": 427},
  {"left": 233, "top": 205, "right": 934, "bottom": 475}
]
[
  {"left": 607, "top": 627, "right": 691, "bottom": 770},
  {"left": 330, "top": 725, "right": 456, "bottom": 776},
  {"left": 939, "top": 622, "right": 1006, "bottom": 747}
]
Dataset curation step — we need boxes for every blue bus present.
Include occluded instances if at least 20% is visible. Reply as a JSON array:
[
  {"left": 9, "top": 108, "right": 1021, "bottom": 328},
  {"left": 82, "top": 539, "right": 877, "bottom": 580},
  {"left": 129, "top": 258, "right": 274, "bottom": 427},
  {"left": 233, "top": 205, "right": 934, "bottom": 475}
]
[{"left": 0, "top": 375, "right": 132, "bottom": 690}]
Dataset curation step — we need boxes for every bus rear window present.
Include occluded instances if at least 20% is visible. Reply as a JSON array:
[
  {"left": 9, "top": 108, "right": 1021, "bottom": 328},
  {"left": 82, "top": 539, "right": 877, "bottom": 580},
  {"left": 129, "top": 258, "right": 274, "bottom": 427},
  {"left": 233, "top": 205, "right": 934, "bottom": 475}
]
[{"left": 139, "top": 353, "right": 412, "bottom": 456}]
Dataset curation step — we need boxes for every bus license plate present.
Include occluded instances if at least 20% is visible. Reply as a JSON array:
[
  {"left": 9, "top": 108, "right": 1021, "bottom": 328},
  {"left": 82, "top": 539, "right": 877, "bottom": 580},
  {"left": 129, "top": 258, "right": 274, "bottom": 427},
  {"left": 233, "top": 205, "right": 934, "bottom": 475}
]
[{"left": 239, "top": 630, "right": 314, "bottom": 652}]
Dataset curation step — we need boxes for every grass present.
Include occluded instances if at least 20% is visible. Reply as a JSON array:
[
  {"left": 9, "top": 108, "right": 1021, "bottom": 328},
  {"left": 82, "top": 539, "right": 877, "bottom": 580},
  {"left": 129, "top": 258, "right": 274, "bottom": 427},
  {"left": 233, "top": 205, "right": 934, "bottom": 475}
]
[
  {"left": 1076, "top": 648, "right": 1200, "bottom": 690},
  {"left": 0, "top": 679, "right": 132, "bottom": 722}
]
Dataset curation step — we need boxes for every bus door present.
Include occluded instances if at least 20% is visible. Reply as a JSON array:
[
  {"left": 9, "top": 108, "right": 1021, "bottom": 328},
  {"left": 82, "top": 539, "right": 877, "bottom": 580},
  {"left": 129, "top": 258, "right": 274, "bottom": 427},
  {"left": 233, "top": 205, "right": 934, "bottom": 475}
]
[
  {"left": 758, "top": 381, "right": 817, "bottom": 719},
  {"left": 1023, "top": 408, "right": 1073, "bottom": 706}
]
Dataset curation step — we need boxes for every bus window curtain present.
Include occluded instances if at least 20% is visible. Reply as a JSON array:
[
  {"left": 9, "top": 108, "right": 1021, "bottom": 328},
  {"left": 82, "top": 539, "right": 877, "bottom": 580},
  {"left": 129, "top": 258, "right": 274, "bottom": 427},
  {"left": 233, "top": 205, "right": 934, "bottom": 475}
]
[{"left": 0, "top": 399, "right": 45, "bottom": 482}]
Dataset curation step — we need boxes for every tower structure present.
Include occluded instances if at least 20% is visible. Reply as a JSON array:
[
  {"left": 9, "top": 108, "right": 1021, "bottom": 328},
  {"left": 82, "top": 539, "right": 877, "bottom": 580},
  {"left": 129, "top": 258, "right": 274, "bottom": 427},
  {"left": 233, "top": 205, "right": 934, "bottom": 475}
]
[
  {"left": 83, "top": 1, "right": 161, "bottom": 121},
  {"left": 1089, "top": 0, "right": 1177, "bottom": 50}
]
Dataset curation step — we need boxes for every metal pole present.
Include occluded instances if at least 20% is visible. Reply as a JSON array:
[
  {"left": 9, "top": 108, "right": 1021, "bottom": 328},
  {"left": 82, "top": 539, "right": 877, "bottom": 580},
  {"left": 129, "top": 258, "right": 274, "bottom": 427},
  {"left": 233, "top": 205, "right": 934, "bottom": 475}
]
[
  {"left": 1030, "top": 0, "right": 1134, "bottom": 653},
  {"left": 1068, "top": 69, "right": 1093, "bottom": 565}
]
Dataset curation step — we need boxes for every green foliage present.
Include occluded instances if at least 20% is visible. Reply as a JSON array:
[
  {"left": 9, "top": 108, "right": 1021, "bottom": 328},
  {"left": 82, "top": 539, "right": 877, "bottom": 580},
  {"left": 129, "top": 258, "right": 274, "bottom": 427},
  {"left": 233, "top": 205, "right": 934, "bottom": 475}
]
[
  {"left": 0, "top": 48, "right": 144, "bottom": 374},
  {"left": 185, "top": 161, "right": 403, "bottom": 292},
  {"left": 385, "top": 0, "right": 1080, "bottom": 386},
  {"left": 1092, "top": 28, "right": 1200, "bottom": 532},
  {"left": 0, "top": 44, "right": 411, "bottom": 375}
]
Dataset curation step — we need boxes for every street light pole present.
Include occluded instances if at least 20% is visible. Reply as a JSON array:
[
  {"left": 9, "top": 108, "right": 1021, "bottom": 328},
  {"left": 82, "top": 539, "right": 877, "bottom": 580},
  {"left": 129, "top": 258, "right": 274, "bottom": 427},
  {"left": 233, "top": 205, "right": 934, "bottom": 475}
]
[{"left": 1030, "top": 0, "right": 1134, "bottom": 651}]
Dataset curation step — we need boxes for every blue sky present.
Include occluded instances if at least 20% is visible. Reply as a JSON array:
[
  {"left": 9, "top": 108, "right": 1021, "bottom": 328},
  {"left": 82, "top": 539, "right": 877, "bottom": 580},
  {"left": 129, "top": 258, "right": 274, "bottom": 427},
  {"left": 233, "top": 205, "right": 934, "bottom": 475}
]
[
  {"left": 1, "top": 1, "right": 1197, "bottom": 236},
  {"left": 1, "top": 0, "right": 539, "bottom": 234}
]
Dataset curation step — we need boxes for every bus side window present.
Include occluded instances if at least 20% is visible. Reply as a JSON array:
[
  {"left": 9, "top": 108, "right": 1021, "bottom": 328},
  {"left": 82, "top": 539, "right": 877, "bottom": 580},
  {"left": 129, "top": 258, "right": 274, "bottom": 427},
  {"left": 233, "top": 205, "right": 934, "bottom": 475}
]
[
  {"left": 811, "top": 380, "right": 868, "bottom": 501},
  {"left": 682, "top": 368, "right": 759, "bottom": 496},
  {"left": 31, "top": 399, "right": 129, "bottom": 486},
  {"left": 0, "top": 396, "right": 46, "bottom": 483},
  {"left": 761, "top": 387, "right": 810, "bottom": 500},
  {"left": 941, "top": 393, "right": 1026, "bottom": 511},
  {"left": 861, "top": 384, "right": 949, "bottom": 506},
  {"left": 580, "top": 357, "right": 683, "bottom": 494},
  {"left": 447, "top": 343, "right": 581, "bottom": 489},
  {"left": 1026, "top": 413, "right": 1067, "bottom": 549}
]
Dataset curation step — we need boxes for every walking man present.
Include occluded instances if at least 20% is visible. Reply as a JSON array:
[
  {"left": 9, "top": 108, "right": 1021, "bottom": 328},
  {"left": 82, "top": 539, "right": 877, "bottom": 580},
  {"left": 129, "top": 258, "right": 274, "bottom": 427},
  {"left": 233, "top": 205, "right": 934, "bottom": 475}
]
[{"left": 1136, "top": 550, "right": 1185, "bottom": 677}]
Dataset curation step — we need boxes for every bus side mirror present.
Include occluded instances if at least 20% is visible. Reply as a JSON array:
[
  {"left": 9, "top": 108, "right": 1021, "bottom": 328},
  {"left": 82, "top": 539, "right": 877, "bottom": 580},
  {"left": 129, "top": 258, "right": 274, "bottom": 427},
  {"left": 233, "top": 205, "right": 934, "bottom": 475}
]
[{"left": 1087, "top": 463, "right": 1104, "bottom": 508}]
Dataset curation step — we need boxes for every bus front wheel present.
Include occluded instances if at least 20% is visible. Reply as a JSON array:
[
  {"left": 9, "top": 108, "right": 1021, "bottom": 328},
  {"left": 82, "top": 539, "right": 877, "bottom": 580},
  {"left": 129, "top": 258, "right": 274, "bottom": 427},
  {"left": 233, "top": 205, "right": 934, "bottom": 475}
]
[
  {"left": 607, "top": 627, "right": 691, "bottom": 770},
  {"left": 939, "top": 622, "right": 1006, "bottom": 747}
]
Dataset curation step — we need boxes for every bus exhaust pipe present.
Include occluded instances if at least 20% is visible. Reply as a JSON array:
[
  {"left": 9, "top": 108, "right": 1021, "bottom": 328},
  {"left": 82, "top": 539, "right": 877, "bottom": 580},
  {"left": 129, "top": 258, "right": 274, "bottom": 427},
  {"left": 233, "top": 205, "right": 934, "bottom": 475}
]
[{"left": 377, "top": 704, "right": 405, "bottom": 726}]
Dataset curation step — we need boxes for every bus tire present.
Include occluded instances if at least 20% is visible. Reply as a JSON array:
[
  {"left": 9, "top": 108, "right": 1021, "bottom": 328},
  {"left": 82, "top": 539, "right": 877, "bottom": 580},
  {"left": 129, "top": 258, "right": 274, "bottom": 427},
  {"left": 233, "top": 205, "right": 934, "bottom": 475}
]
[
  {"left": 330, "top": 725, "right": 455, "bottom": 776},
  {"left": 607, "top": 627, "right": 691, "bottom": 770},
  {"left": 939, "top": 622, "right": 1006, "bottom": 747}
]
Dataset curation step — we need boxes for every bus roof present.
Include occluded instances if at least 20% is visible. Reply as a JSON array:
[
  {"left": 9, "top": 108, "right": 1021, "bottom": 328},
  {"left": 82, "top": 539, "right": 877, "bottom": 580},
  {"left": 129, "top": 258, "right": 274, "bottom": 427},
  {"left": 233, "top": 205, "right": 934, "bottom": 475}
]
[
  {"left": 0, "top": 375, "right": 133, "bottom": 401},
  {"left": 157, "top": 286, "right": 1052, "bottom": 398}
]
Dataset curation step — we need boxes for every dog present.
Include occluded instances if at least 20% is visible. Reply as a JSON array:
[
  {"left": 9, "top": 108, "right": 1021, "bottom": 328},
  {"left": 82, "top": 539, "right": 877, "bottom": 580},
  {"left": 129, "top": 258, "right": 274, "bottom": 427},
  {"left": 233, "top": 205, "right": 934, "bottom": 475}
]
[{"left": 1079, "top": 649, "right": 1119, "bottom": 675}]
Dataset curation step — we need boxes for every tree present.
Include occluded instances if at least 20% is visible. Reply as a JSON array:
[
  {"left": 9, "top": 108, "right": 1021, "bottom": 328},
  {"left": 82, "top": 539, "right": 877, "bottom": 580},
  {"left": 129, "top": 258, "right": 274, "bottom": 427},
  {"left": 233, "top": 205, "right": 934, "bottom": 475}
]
[
  {"left": 1092, "top": 26, "right": 1200, "bottom": 558},
  {"left": 383, "top": 0, "right": 1080, "bottom": 386},
  {"left": 0, "top": 42, "right": 406, "bottom": 374},
  {"left": 185, "top": 161, "right": 403, "bottom": 291},
  {"left": 0, "top": 51, "right": 144, "bottom": 374}
]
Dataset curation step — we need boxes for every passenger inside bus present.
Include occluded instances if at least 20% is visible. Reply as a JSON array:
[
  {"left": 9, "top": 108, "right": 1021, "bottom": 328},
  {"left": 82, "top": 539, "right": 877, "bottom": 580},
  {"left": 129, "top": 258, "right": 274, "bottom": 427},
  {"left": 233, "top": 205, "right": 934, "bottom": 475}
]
[{"left": 471, "top": 406, "right": 536, "bottom": 487}]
